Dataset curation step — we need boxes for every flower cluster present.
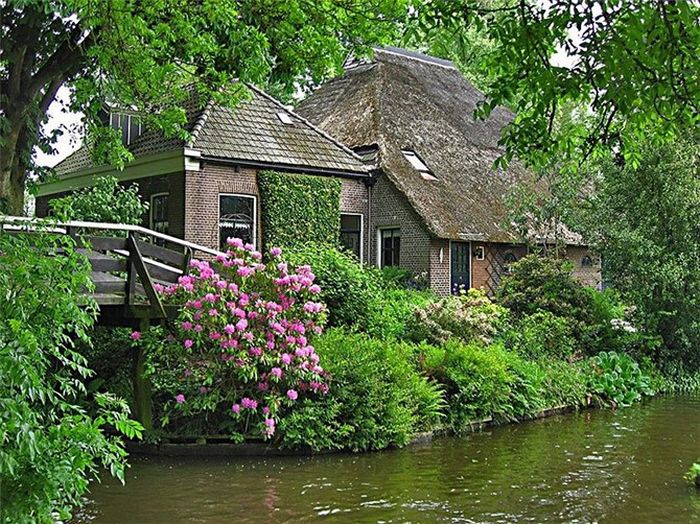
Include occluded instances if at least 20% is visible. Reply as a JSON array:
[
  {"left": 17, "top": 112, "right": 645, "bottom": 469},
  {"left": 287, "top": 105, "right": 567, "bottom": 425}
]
[{"left": 143, "top": 239, "right": 328, "bottom": 439}]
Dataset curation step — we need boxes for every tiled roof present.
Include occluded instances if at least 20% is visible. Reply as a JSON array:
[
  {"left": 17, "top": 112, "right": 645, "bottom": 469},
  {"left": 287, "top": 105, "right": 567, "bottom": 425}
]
[
  {"left": 193, "top": 86, "right": 366, "bottom": 174},
  {"left": 52, "top": 85, "right": 367, "bottom": 177},
  {"left": 297, "top": 47, "right": 583, "bottom": 244}
]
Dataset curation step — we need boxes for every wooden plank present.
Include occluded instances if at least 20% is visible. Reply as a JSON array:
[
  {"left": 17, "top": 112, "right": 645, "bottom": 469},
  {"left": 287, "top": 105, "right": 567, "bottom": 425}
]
[
  {"left": 90, "top": 293, "right": 127, "bottom": 306},
  {"left": 143, "top": 260, "right": 180, "bottom": 283},
  {"left": 127, "top": 234, "right": 166, "bottom": 318},
  {"left": 91, "top": 272, "right": 127, "bottom": 294},
  {"left": 89, "top": 257, "right": 127, "bottom": 273},
  {"left": 136, "top": 240, "right": 186, "bottom": 267},
  {"left": 76, "top": 235, "right": 127, "bottom": 251}
]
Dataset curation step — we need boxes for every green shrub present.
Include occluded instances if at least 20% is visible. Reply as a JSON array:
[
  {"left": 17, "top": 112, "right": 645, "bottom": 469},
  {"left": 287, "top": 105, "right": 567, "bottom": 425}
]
[
  {"left": 365, "top": 287, "right": 433, "bottom": 340},
  {"left": 78, "top": 327, "right": 134, "bottom": 403},
  {"left": 49, "top": 175, "right": 148, "bottom": 225},
  {"left": 585, "top": 351, "right": 654, "bottom": 407},
  {"left": 409, "top": 288, "right": 508, "bottom": 346},
  {"left": 380, "top": 266, "right": 429, "bottom": 290},
  {"left": 279, "top": 329, "right": 445, "bottom": 451},
  {"left": 419, "top": 340, "right": 517, "bottom": 428},
  {"left": 258, "top": 171, "right": 341, "bottom": 251},
  {"left": 506, "top": 310, "right": 576, "bottom": 360},
  {"left": 286, "top": 245, "right": 380, "bottom": 328},
  {"left": 418, "top": 339, "right": 587, "bottom": 431},
  {"left": 0, "top": 230, "right": 140, "bottom": 523}
]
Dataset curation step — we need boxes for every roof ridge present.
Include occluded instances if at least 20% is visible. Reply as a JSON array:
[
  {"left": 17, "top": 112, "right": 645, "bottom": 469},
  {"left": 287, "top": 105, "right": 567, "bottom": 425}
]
[
  {"left": 187, "top": 98, "right": 215, "bottom": 148},
  {"left": 246, "top": 83, "right": 366, "bottom": 164},
  {"left": 374, "top": 46, "right": 457, "bottom": 70}
]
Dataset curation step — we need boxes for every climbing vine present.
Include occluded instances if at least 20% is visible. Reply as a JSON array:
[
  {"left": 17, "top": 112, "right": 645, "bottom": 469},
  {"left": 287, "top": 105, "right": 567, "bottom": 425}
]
[{"left": 258, "top": 171, "right": 341, "bottom": 251}]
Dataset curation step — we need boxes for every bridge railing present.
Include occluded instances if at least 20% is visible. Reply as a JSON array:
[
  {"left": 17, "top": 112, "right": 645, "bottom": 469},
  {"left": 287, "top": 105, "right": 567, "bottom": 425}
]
[{"left": 1, "top": 216, "right": 227, "bottom": 319}]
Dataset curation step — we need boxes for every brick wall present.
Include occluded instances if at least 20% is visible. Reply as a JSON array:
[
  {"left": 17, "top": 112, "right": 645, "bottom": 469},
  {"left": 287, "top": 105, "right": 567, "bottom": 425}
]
[
  {"left": 184, "top": 162, "right": 370, "bottom": 261},
  {"left": 340, "top": 177, "right": 370, "bottom": 264},
  {"left": 429, "top": 238, "right": 450, "bottom": 295},
  {"left": 369, "top": 173, "right": 431, "bottom": 275},
  {"left": 566, "top": 245, "right": 602, "bottom": 288},
  {"left": 184, "top": 163, "right": 260, "bottom": 250}
]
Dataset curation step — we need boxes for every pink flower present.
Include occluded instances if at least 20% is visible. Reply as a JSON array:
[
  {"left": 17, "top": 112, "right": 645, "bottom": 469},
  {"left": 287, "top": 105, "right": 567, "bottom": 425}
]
[
  {"left": 271, "top": 247, "right": 282, "bottom": 257},
  {"left": 130, "top": 331, "right": 141, "bottom": 341},
  {"left": 175, "top": 394, "right": 186, "bottom": 404},
  {"left": 309, "top": 284, "right": 321, "bottom": 294},
  {"left": 224, "top": 324, "right": 236, "bottom": 335},
  {"left": 270, "top": 367, "right": 283, "bottom": 379},
  {"left": 241, "top": 397, "right": 258, "bottom": 409},
  {"left": 181, "top": 321, "right": 193, "bottom": 331},
  {"left": 184, "top": 339, "right": 194, "bottom": 349},
  {"left": 231, "top": 403, "right": 240, "bottom": 414},
  {"left": 194, "top": 324, "right": 203, "bottom": 333},
  {"left": 237, "top": 266, "right": 253, "bottom": 277},
  {"left": 281, "top": 353, "right": 293, "bottom": 365},
  {"left": 227, "top": 237, "right": 244, "bottom": 248},
  {"left": 236, "top": 318, "right": 248, "bottom": 331},
  {"left": 208, "top": 308, "right": 218, "bottom": 317},
  {"left": 286, "top": 389, "right": 298, "bottom": 401}
]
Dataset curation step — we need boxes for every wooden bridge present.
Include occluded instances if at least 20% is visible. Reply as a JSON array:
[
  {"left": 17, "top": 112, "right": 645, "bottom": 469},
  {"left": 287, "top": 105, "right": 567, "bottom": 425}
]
[{"left": 1, "top": 216, "right": 226, "bottom": 327}]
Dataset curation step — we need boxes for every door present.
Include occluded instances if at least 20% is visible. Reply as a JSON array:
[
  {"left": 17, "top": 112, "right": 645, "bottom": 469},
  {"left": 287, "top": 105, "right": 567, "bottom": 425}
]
[{"left": 450, "top": 241, "right": 470, "bottom": 294}]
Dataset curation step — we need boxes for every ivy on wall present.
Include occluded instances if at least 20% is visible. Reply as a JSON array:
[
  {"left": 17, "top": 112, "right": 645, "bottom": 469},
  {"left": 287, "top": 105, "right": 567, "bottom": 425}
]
[{"left": 258, "top": 171, "right": 341, "bottom": 250}]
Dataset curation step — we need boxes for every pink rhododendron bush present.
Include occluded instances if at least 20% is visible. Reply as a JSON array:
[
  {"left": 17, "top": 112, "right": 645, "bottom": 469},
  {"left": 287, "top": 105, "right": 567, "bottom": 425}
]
[{"left": 136, "top": 239, "right": 329, "bottom": 441}]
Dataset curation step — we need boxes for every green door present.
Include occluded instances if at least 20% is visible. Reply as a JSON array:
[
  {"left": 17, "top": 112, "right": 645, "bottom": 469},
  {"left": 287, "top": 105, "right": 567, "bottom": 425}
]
[{"left": 450, "top": 241, "right": 470, "bottom": 294}]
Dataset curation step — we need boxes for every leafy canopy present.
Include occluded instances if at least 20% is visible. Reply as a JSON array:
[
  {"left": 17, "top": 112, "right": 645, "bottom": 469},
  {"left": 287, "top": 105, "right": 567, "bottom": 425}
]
[
  {"left": 0, "top": 0, "right": 408, "bottom": 213},
  {"left": 403, "top": 0, "right": 699, "bottom": 171}
]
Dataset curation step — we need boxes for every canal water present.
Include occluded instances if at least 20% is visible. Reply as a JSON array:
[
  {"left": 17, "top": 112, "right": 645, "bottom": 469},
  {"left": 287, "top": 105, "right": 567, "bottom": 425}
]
[{"left": 75, "top": 395, "right": 700, "bottom": 523}]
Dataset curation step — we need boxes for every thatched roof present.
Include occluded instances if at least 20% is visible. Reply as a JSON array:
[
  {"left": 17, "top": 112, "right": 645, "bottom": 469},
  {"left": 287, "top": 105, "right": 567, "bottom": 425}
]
[
  {"left": 53, "top": 86, "right": 367, "bottom": 177},
  {"left": 297, "top": 46, "right": 581, "bottom": 243}
]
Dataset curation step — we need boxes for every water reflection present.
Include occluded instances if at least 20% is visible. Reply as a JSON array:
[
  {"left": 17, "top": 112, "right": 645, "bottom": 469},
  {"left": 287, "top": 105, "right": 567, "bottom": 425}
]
[{"left": 75, "top": 396, "right": 700, "bottom": 523}]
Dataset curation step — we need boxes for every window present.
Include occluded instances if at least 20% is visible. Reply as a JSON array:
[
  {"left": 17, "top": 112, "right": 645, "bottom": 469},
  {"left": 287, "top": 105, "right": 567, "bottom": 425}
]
[
  {"left": 277, "top": 112, "right": 294, "bottom": 124},
  {"left": 150, "top": 193, "right": 169, "bottom": 235},
  {"left": 581, "top": 255, "right": 593, "bottom": 267},
  {"left": 380, "top": 228, "right": 400, "bottom": 267},
  {"left": 340, "top": 214, "right": 363, "bottom": 260},
  {"left": 474, "top": 245, "right": 485, "bottom": 261},
  {"left": 219, "top": 194, "right": 256, "bottom": 249},
  {"left": 109, "top": 111, "right": 142, "bottom": 146},
  {"left": 401, "top": 150, "right": 437, "bottom": 181}
]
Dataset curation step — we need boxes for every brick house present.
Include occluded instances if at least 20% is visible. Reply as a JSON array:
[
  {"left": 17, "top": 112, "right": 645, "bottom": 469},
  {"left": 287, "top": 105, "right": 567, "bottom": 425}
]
[
  {"left": 35, "top": 86, "right": 371, "bottom": 262},
  {"left": 297, "top": 47, "right": 601, "bottom": 295}
]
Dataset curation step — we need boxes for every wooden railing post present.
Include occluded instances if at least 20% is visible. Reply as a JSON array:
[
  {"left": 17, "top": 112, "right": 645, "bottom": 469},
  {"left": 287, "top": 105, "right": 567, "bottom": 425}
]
[{"left": 125, "top": 232, "right": 137, "bottom": 307}]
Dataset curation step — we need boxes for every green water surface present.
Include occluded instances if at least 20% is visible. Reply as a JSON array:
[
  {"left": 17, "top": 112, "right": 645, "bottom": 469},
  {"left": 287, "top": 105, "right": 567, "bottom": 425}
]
[{"left": 75, "top": 395, "right": 700, "bottom": 523}]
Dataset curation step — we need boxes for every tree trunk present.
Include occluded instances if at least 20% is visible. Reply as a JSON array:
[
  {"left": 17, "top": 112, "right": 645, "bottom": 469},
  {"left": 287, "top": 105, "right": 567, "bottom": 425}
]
[{"left": 0, "top": 138, "right": 26, "bottom": 216}]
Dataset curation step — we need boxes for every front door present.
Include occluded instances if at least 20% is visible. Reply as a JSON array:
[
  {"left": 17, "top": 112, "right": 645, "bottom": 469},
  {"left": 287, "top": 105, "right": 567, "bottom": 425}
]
[{"left": 450, "top": 241, "right": 470, "bottom": 294}]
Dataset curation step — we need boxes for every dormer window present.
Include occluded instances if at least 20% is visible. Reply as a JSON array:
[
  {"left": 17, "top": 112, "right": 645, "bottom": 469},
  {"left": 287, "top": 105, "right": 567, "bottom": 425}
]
[
  {"left": 401, "top": 150, "right": 437, "bottom": 180},
  {"left": 109, "top": 112, "right": 143, "bottom": 146}
]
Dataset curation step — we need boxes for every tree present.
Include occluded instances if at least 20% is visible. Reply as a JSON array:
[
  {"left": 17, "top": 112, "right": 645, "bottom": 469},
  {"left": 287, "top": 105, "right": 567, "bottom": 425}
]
[
  {"left": 0, "top": 0, "right": 408, "bottom": 215},
  {"left": 403, "top": 0, "right": 699, "bottom": 172},
  {"left": 0, "top": 229, "right": 142, "bottom": 523},
  {"left": 49, "top": 175, "right": 147, "bottom": 224},
  {"left": 577, "top": 134, "right": 700, "bottom": 368}
]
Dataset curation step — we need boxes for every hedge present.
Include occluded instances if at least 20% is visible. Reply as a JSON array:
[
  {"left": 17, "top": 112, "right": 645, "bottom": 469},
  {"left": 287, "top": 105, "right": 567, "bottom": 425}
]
[{"left": 258, "top": 171, "right": 341, "bottom": 250}]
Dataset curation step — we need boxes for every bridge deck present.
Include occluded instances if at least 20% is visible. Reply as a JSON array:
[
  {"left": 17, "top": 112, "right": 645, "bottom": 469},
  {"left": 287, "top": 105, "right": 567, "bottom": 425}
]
[{"left": 1, "top": 216, "right": 227, "bottom": 326}]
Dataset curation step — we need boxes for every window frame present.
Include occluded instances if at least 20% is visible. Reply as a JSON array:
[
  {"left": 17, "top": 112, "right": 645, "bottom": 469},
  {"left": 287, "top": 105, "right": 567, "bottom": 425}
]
[
  {"left": 149, "top": 192, "right": 169, "bottom": 233},
  {"left": 218, "top": 193, "right": 257, "bottom": 250},
  {"left": 377, "top": 226, "right": 401, "bottom": 268},
  {"left": 340, "top": 212, "right": 364, "bottom": 263}
]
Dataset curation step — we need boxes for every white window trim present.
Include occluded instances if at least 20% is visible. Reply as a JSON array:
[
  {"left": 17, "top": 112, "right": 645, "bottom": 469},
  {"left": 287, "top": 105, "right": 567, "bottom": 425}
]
[
  {"left": 448, "top": 240, "right": 472, "bottom": 293},
  {"left": 377, "top": 226, "right": 401, "bottom": 269},
  {"left": 340, "top": 212, "right": 364, "bottom": 264},
  {"left": 218, "top": 193, "right": 257, "bottom": 248},
  {"left": 149, "top": 192, "right": 169, "bottom": 230}
]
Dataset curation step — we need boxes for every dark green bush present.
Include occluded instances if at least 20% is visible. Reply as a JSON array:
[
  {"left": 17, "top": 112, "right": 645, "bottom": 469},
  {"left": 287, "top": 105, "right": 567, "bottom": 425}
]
[
  {"left": 278, "top": 329, "right": 445, "bottom": 452},
  {"left": 286, "top": 245, "right": 380, "bottom": 328},
  {"left": 78, "top": 327, "right": 134, "bottom": 404},
  {"left": 418, "top": 339, "right": 587, "bottom": 432},
  {"left": 258, "top": 171, "right": 341, "bottom": 251},
  {"left": 506, "top": 310, "right": 576, "bottom": 360}
]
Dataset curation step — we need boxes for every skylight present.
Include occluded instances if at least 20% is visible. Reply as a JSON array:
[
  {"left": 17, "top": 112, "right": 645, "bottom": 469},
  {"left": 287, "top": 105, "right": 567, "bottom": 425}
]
[
  {"left": 401, "top": 150, "right": 436, "bottom": 179},
  {"left": 277, "top": 112, "right": 294, "bottom": 125}
]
